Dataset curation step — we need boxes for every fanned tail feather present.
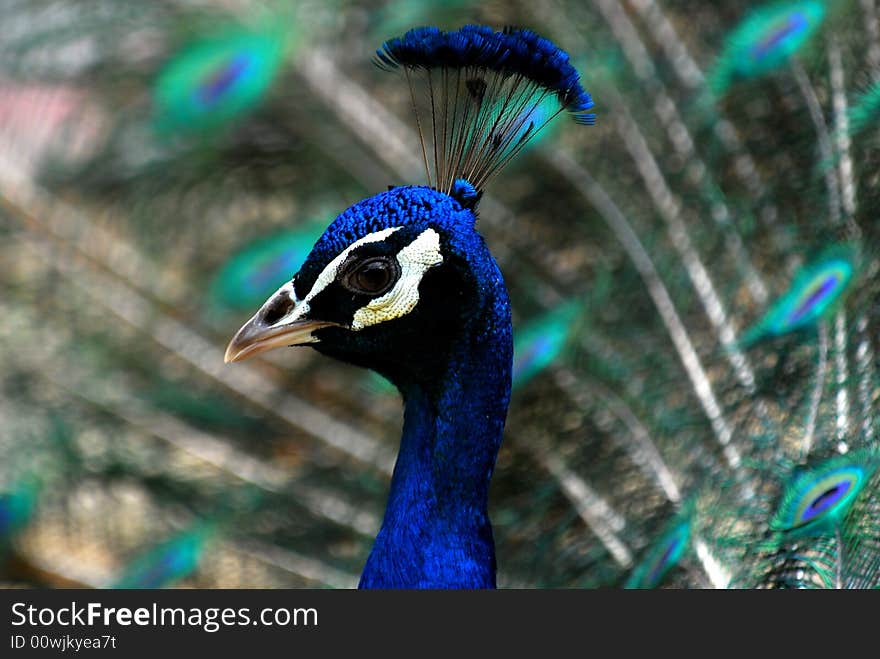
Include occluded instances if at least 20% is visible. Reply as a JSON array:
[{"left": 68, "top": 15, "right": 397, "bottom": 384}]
[{"left": 3, "top": 0, "right": 880, "bottom": 590}]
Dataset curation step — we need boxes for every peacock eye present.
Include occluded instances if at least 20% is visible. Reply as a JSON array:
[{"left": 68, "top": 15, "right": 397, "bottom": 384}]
[
  {"left": 770, "top": 458, "right": 873, "bottom": 536},
  {"left": 342, "top": 256, "right": 400, "bottom": 296}
]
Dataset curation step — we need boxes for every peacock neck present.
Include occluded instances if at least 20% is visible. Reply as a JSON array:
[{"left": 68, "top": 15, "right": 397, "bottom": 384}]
[{"left": 359, "top": 275, "right": 512, "bottom": 589}]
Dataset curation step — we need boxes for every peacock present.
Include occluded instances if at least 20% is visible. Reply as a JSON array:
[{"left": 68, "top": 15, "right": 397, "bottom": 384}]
[{"left": 2, "top": 0, "right": 880, "bottom": 589}]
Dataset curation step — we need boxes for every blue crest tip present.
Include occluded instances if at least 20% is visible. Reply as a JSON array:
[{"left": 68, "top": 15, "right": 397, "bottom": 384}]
[
  {"left": 375, "top": 24, "right": 595, "bottom": 124},
  {"left": 450, "top": 178, "right": 481, "bottom": 209}
]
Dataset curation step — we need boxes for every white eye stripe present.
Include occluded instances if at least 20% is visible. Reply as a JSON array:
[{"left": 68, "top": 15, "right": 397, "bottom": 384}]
[
  {"left": 351, "top": 228, "right": 443, "bottom": 331},
  {"left": 284, "top": 227, "right": 402, "bottom": 324},
  {"left": 307, "top": 227, "right": 401, "bottom": 302},
  {"left": 262, "top": 226, "right": 442, "bottom": 331}
]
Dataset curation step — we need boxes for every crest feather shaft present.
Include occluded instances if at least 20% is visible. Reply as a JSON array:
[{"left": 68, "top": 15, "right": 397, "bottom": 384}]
[{"left": 376, "top": 25, "right": 595, "bottom": 193}]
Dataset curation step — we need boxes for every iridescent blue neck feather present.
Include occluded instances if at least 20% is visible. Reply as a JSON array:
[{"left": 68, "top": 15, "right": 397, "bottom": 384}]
[
  {"left": 287, "top": 185, "right": 513, "bottom": 587},
  {"left": 359, "top": 294, "right": 512, "bottom": 587}
]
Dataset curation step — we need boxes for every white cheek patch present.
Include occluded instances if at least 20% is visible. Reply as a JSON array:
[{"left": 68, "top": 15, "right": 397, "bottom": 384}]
[
  {"left": 351, "top": 228, "right": 443, "bottom": 331},
  {"left": 271, "top": 227, "right": 402, "bottom": 327}
]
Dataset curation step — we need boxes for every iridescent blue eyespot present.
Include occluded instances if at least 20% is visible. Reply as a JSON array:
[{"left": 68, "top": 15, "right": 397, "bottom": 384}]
[
  {"left": 513, "top": 334, "right": 553, "bottom": 380},
  {"left": 784, "top": 270, "right": 842, "bottom": 326},
  {"left": 709, "top": 1, "right": 826, "bottom": 95},
  {"left": 113, "top": 527, "right": 211, "bottom": 589},
  {"left": 194, "top": 53, "right": 254, "bottom": 107},
  {"left": 749, "top": 10, "right": 809, "bottom": 62},
  {"left": 771, "top": 455, "right": 877, "bottom": 536},
  {"left": 210, "top": 224, "right": 326, "bottom": 311},
  {"left": 625, "top": 520, "right": 691, "bottom": 589},
  {"left": 740, "top": 245, "right": 857, "bottom": 347},
  {"left": 800, "top": 478, "right": 851, "bottom": 523},
  {"left": 153, "top": 24, "right": 289, "bottom": 134},
  {"left": 512, "top": 302, "right": 581, "bottom": 389}
]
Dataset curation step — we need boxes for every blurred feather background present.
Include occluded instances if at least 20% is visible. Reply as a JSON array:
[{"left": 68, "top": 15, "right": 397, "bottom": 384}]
[{"left": 3, "top": 0, "right": 880, "bottom": 588}]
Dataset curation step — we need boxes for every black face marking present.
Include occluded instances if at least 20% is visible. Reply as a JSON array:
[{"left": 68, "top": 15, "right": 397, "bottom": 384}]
[
  {"left": 294, "top": 227, "right": 421, "bottom": 301},
  {"left": 311, "top": 259, "right": 470, "bottom": 398},
  {"left": 306, "top": 280, "right": 367, "bottom": 327},
  {"left": 294, "top": 226, "right": 428, "bottom": 329}
]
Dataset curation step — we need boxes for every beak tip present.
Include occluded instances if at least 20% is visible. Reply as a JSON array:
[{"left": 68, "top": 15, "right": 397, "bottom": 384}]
[
  {"left": 223, "top": 343, "right": 240, "bottom": 364},
  {"left": 223, "top": 301, "right": 330, "bottom": 365}
]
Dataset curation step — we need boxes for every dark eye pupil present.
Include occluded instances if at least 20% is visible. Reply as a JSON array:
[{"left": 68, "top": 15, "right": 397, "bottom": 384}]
[
  {"left": 341, "top": 256, "right": 399, "bottom": 295},
  {"left": 355, "top": 261, "right": 391, "bottom": 292}
]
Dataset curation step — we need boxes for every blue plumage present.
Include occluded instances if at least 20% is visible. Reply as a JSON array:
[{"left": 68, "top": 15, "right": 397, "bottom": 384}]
[
  {"left": 224, "top": 25, "right": 590, "bottom": 588},
  {"left": 372, "top": 24, "right": 595, "bottom": 192},
  {"left": 355, "top": 207, "right": 513, "bottom": 586},
  {"left": 14, "top": 1, "right": 880, "bottom": 592},
  {"left": 375, "top": 25, "right": 594, "bottom": 123},
  {"left": 229, "top": 185, "right": 513, "bottom": 588}
]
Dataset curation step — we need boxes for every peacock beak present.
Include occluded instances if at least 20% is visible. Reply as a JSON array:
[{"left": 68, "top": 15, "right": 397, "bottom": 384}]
[{"left": 224, "top": 282, "right": 335, "bottom": 363}]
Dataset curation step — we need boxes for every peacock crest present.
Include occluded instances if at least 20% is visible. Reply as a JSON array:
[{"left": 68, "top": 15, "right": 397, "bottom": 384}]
[{"left": 374, "top": 24, "right": 594, "bottom": 193}]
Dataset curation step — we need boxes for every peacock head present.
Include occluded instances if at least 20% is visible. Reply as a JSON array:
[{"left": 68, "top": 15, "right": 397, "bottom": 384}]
[
  {"left": 224, "top": 180, "right": 500, "bottom": 391},
  {"left": 225, "top": 24, "right": 595, "bottom": 393}
]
